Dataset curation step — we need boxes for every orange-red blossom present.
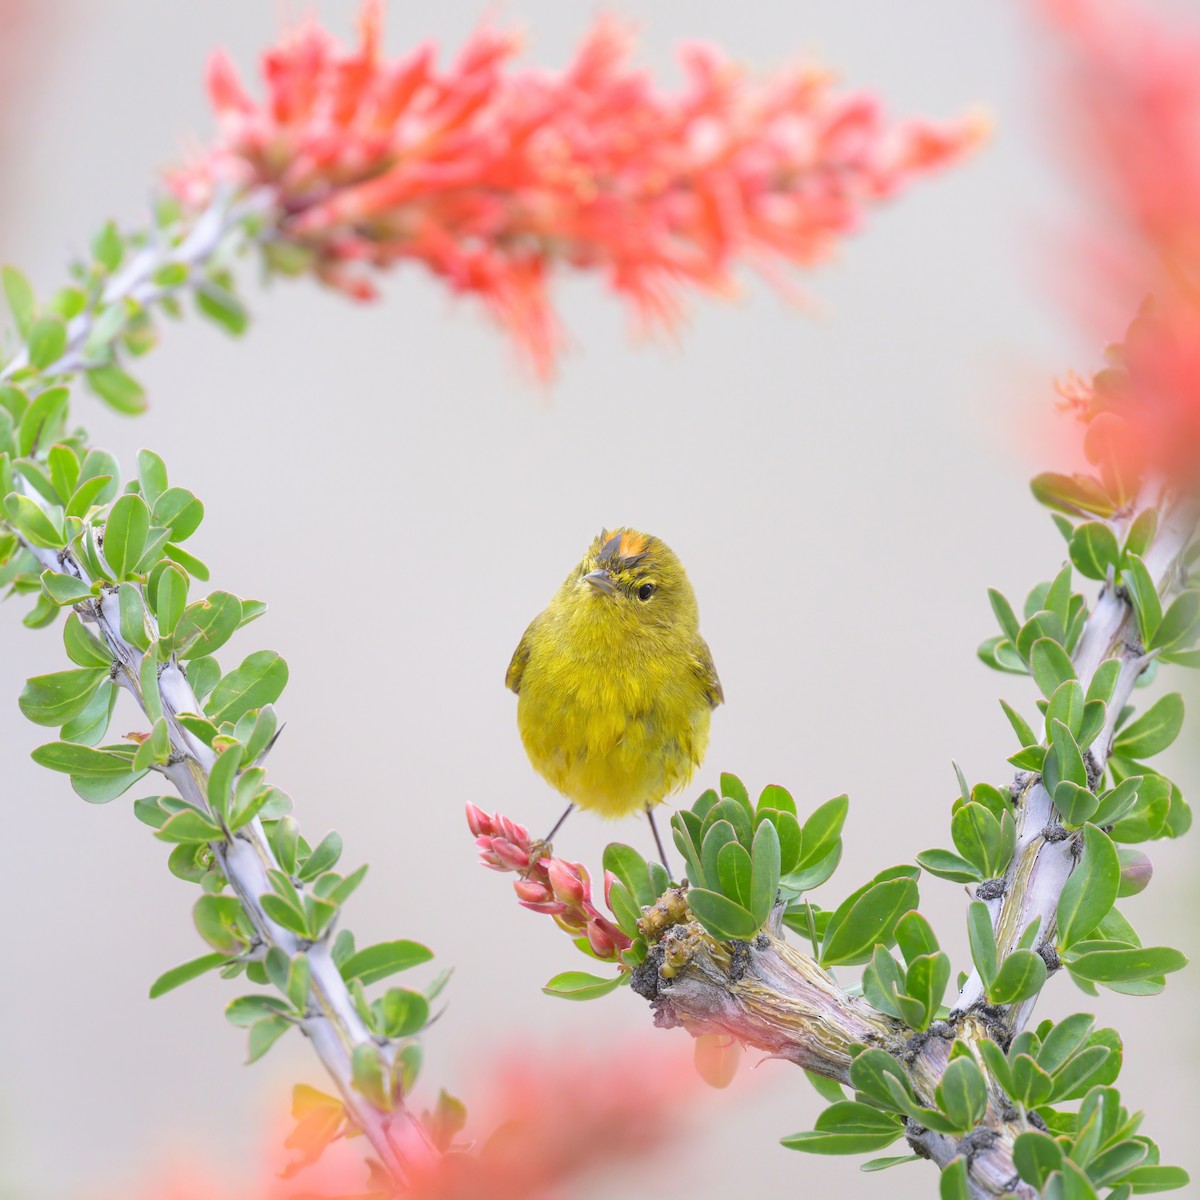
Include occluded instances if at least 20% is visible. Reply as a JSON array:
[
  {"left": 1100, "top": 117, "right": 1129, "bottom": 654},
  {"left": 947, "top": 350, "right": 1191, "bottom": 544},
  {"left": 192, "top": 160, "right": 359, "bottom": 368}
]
[
  {"left": 1040, "top": 0, "right": 1200, "bottom": 496},
  {"left": 172, "top": 3, "right": 982, "bottom": 374}
]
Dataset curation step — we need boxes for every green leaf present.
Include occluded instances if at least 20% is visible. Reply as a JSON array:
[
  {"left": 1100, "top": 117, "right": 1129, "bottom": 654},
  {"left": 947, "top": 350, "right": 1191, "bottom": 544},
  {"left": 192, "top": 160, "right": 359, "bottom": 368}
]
[
  {"left": 61, "top": 677, "right": 116, "bottom": 746},
  {"left": 64, "top": 473, "right": 113, "bottom": 520},
  {"left": 103, "top": 493, "right": 151, "bottom": 580},
  {"left": 757, "top": 783, "right": 797, "bottom": 816},
  {"left": 1057, "top": 825, "right": 1120, "bottom": 949},
  {"left": 1031, "top": 638, "right": 1077, "bottom": 698},
  {"left": 148, "top": 952, "right": 228, "bottom": 999},
  {"left": 796, "top": 794, "right": 849, "bottom": 870},
  {"left": 1112, "top": 693, "right": 1184, "bottom": 759},
  {"left": 225, "top": 994, "right": 291, "bottom": 1027},
  {"left": 1054, "top": 780, "right": 1099, "bottom": 833},
  {"left": 154, "top": 562, "right": 188, "bottom": 636},
  {"left": 988, "top": 588, "right": 1021, "bottom": 642},
  {"left": 894, "top": 911, "right": 940, "bottom": 962},
  {"left": 137, "top": 449, "right": 169, "bottom": 507},
  {"left": 687, "top": 888, "right": 760, "bottom": 940},
  {"left": 152, "top": 487, "right": 204, "bottom": 542},
  {"left": 377, "top": 987, "right": 430, "bottom": 1038},
  {"left": 164, "top": 541, "right": 209, "bottom": 581},
  {"left": 1012, "top": 1131, "right": 1064, "bottom": 1189},
  {"left": 1089, "top": 772, "right": 1142, "bottom": 830},
  {"left": 298, "top": 831, "right": 343, "bottom": 882},
  {"left": 1151, "top": 590, "right": 1200, "bottom": 652},
  {"left": 86, "top": 365, "right": 147, "bottom": 415},
  {"left": 117, "top": 581, "right": 149, "bottom": 650},
  {"left": 27, "top": 315, "right": 67, "bottom": 370},
  {"left": 1012, "top": 1054, "right": 1054, "bottom": 1107},
  {"left": 19, "top": 667, "right": 105, "bottom": 726},
  {"left": 247, "top": 1015, "right": 292, "bottom": 1064},
  {"left": 1070, "top": 522, "right": 1120, "bottom": 580},
  {"left": 173, "top": 590, "right": 241, "bottom": 659},
  {"left": 749, "top": 818, "right": 781, "bottom": 926},
  {"left": 207, "top": 743, "right": 244, "bottom": 823},
  {"left": 204, "top": 650, "right": 288, "bottom": 726},
  {"left": 849, "top": 1047, "right": 914, "bottom": 1110},
  {"left": 951, "top": 803, "right": 1006, "bottom": 877},
  {"left": 195, "top": 280, "right": 250, "bottom": 336},
  {"left": 939, "top": 1158, "right": 971, "bottom": 1200},
  {"left": 541, "top": 970, "right": 623, "bottom": 1001},
  {"left": 1031, "top": 472, "right": 1115, "bottom": 517},
  {"left": 62, "top": 613, "right": 112, "bottom": 668},
  {"left": 821, "top": 878, "right": 919, "bottom": 967},
  {"left": 967, "top": 900, "right": 998, "bottom": 986},
  {"left": 602, "top": 842, "right": 656, "bottom": 909},
  {"left": 936, "top": 1057, "right": 987, "bottom": 1132},
  {"left": 978, "top": 635, "right": 1028, "bottom": 674},
  {"left": 155, "top": 809, "right": 224, "bottom": 844},
  {"left": 340, "top": 940, "right": 434, "bottom": 987},
  {"left": 1122, "top": 554, "right": 1162, "bottom": 644},
  {"left": 132, "top": 717, "right": 171, "bottom": 771},
  {"left": 1066, "top": 944, "right": 1187, "bottom": 983},
  {"left": 71, "top": 765, "right": 147, "bottom": 804},
  {"left": 716, "top": 840, "right": 753, "bottom": 908},
  {"left": 4, "top": 493, "right": 63, "bottom": 548},
  {"left": 1122, "top": 1165, "right": 1190, "bottom": 1192},
  {"left": 915, "top": 848, "right": 983, "bottom": 884},
  {"left": 3, "top": 265, "right": 35, "bottom": 336},
  {"left": 1087, "top": 658, "right": 1122, "bottom": 707},
  {"left": 92, "top": 220, "right": 125, "bottom": 272},
  {"left": 781, "top": 1101, "right": 904, "bottom": 1155},
  {"left": 986, "top": 949, "right": 1048, "bottom": 1005},
  {"left": 40, "top": 570, "right": 93, "bottom": 606}
]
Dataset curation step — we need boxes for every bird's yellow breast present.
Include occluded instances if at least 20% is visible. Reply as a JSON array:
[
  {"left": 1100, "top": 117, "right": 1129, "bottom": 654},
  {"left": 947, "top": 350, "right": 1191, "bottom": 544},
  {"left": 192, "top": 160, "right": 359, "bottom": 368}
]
[{"left": 514, "top": 616, "right": 713, "bottom": 819}]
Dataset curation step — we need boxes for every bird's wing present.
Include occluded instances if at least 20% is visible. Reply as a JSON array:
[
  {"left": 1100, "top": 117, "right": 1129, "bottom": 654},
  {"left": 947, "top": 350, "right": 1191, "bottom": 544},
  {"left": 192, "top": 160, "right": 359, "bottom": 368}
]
[
  {"left": 693, "top": 636, "right": 724, "bottom": 708},
  {"left": 506, "top": 617, "right": 540, "bottom": 694}
]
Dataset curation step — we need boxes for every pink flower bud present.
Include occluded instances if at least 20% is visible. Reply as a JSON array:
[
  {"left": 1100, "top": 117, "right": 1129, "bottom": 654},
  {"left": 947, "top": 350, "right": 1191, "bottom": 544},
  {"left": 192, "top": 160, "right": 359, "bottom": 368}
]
[
  {"left": 492, "top": 839, "right": 531, "bottom": 872},
  {"left": 603, "top": 869, "right": 619, "bottom": 911},
  {"left": 547, "top": 858, "right": 587, "bottom": 906},
  {"left": 521, "top": 899, "right": 568, "bottom": 916},
  {"left": 514, "top": 879, "right": 552, "bottom": 904},
  {"left": 586, "top": 921, "right": 616, "bottom": 959},
  {"left": 465, "top": 802, "right": 493, "bottom": 837}
]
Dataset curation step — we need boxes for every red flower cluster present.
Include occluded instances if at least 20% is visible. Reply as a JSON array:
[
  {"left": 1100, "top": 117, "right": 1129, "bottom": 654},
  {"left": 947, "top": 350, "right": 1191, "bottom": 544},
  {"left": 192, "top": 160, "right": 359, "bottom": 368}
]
[
  {"left": 466, "top": 803, "right": 631, "bottom": 962},
  {"left": 129, "top": 1043, "right": 694, "bottom": 1200},
  {"left": 1041, "top": 0, "right": 1200, "bottom": 494},
  {"left": 173, "top": 3, "right": 982, "bottom": 374}
]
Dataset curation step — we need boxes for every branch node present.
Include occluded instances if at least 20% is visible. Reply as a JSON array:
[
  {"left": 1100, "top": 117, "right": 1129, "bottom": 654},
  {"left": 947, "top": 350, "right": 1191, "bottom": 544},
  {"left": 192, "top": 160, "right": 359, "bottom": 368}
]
[
  {"left": 1037, "top": 943, "right": 1061, "bottom": 974},
  {"left": 1041, "top": 822, "right": 1071, "bottom": 843},
  {"left": 958, "top": 1127, "right": 1000, "bottom": 1160},
  {"left": 975, "top": 877, "right": 1007, "bottom": 901}
]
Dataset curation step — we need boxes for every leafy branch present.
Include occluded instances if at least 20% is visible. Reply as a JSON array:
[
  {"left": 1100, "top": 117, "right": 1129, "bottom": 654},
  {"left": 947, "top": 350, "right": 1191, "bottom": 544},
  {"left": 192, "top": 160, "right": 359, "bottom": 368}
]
[{"left": 0, "top": 205, "right": 449, "bottom": 1184}]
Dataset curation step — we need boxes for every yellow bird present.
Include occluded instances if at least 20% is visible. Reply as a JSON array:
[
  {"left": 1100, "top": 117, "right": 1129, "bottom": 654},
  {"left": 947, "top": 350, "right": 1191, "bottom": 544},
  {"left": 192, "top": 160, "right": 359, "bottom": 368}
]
[{"left": 506, "top": 527, "right": 723, "bottom": 862}]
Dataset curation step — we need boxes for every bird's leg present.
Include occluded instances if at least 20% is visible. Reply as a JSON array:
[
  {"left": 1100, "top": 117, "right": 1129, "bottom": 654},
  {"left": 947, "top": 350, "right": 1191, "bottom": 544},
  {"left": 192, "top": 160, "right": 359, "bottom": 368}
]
[
  {"left": 525, "top": 803, "right": 575, "bottom": 872},
  {"left": 646, "top": 805, "right": 673, "bottom": 878}
]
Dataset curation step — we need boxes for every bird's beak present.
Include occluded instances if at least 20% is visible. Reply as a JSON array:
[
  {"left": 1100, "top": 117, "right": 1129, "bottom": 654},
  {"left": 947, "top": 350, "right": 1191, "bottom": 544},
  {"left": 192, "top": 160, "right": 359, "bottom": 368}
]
[{"left": 583, "top": 569, "right": 616, "bottom": 595}]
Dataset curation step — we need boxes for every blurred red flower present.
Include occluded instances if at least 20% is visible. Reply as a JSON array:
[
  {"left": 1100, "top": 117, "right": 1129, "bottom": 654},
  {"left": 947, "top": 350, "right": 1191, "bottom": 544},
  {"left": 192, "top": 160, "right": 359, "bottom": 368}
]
[
  {"left": 126, "top": 1042, "right": 695, "bottom": 1200},
  {"left": 1040, "top": 0, "right": 1200, "bottom": 496},
  {"left": 173, "top": 3, "right": 981, "bottom": 374}
]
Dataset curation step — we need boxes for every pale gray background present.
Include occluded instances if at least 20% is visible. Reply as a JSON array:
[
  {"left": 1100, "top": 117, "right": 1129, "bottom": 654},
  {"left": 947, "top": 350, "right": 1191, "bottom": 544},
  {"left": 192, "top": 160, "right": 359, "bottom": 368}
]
[{"left": 0, "top": 3, "right": 1196, "bottom": 1198}]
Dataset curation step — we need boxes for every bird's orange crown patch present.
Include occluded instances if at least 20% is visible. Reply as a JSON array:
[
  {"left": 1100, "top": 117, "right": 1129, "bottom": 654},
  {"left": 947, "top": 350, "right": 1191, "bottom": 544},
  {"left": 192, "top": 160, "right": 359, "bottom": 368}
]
[{"left": 595, "top": 528, "right": 652, "bottom": 570}]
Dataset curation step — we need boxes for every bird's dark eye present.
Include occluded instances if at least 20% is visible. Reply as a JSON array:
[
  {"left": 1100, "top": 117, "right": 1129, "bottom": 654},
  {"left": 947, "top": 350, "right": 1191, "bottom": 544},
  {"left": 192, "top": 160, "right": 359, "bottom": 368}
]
[{"left": 637, "top": 583, "right": 655, "bottom": 601}]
